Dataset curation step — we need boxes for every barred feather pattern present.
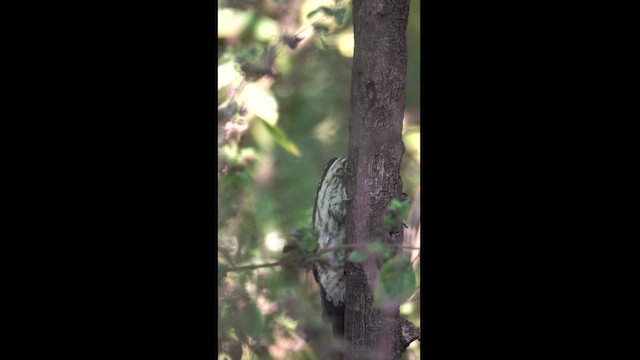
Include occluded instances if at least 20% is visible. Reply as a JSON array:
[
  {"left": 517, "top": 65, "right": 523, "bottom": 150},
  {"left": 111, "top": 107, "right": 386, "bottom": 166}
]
[{"left": 312, "top": 156, "right": 348, "bottom": 335}]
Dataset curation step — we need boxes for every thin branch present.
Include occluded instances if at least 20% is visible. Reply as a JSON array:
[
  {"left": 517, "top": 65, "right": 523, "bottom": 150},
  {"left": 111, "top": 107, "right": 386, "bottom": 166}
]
[
  {"left": 407, "top": 285, "right": 420, "bottom": 302},
  {"left": 222, "top": 244, "right": 357, "bottom": 273},
  {"left": 411, "top": 253, "right": 420, "bottom": 265},
  {"left": 222, "top": 260, "right": 289, "bottom": 273},
  {"left": 221, "top": 242, "right": 418, "bottom": 274}
]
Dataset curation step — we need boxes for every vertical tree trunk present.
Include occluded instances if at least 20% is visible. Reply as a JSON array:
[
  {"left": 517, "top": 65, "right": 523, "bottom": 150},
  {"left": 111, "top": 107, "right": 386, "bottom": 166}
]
[{"left": 344, "top": 0, "right": 412, "bottom": 359}]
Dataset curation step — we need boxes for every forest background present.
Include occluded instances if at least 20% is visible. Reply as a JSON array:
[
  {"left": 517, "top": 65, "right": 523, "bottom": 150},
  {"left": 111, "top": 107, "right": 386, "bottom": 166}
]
[{"left": 218, "top": 0, "right": 421, "bottom": 358}]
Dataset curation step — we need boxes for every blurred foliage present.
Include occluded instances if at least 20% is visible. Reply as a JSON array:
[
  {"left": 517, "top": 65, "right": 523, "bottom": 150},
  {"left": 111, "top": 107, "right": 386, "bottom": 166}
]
[
  {"left": 375, "top": 254, "right": 416, "bottom": 309},
  {"left": 218, "top": 0, "right": 421, "bottom": 358}
]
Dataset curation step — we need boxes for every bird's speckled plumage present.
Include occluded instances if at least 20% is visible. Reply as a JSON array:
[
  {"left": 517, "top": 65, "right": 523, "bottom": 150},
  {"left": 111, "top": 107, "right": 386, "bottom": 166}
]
[{"left": 312, "top": 156, "right": 348, "bottom": 336}]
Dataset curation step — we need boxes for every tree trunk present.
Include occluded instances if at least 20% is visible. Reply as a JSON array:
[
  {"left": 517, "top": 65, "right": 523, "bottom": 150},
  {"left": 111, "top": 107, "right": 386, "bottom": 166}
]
[{"left": 344, "top": 0, "right": 415, "bottom": 359}]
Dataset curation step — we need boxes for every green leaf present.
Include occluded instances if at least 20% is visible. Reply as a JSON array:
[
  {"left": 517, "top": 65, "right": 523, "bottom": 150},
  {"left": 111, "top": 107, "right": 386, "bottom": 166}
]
[
  {"left": 320, "top": 6, "right": 334, "bottom": 15},
  {"left": 368, "top": 239, "right": 386, "bottom": 255},
  {"left": 307, "top": 6, "right": 333, "bottom": 18},
  {"left": 384, "top": 199, "right": 410, "bottom": 230},
  {"left": 333, "top": 6, "right": 347, "bottom": 25},
  {"left": 307, "top": 8, "right": 321, "bottom": 18},
  {"left": 348, "top": 251, "right": 366, "bottom": 262},
  {"left": 388, "top": 199, "right": 410, "bottom": 213},
  {"left": 256, "top": 118, "right": 301, "bottom": 156},
  {"left": 376, "top": 255, "right": 415, "bottom": 307},
  {"left": 313, "top": 23, "right": 330, "bottom": 34},
  {"left": 239, "top": 303, "right": 265, "bottom": 339},
  {"left": 369, "top": 239, "right": 392, "bottom": 261}
]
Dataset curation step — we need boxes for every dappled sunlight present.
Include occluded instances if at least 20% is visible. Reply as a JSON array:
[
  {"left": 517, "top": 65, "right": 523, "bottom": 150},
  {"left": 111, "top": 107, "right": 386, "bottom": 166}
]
[
  {"left": 256, "top": 294, "right": 279, "bottom": 315},
  {"left": 253, "top": 16, "right": 279, "bottom": 42},
  {"left": 406, "top": 340, "right": 421, "bottom": 360},
  {"left": 265, "top": 231, "right": 286, "bottom": 252},
  {"left": 239, "top": 83, "right": 280, "bottom": 125},
  {"left": 268, "top": 325, "right": 308, "bottom": 359},
  {"left": 336, "top": 28, "right": 354, "bottom": 58},
  {"left": 254, "top": 153, "right": 275, "bottom": 186},
  {"left": 312, "top": 115, "right": 340, "bottom": 145},
  {"left": 218, "top": 0, "right": 420, "bottom": 358},
  {"left": 400, "top": 302, "right": 415, "bottom": 316},
  {"left": 218, "top": 8, "right": 253, "bottom": 39},
  {"left": 218, "top": 61, "right": 242, "bottom": 90},
  {"left": 404, "top": 131, "right": 421, "bottom": 163}
]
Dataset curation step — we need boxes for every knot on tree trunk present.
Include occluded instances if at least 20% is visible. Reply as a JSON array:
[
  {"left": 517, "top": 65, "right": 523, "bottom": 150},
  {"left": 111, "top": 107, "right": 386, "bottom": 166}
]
[{"left": 398, "top": 316, "right": 420, "bottom": 349}]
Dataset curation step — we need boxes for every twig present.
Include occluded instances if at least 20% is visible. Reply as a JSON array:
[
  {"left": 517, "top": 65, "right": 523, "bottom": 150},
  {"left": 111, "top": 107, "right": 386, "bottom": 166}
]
[
  {"left": 223, "top": 260, "right": 289, "bottom": 272},
  {"left": 221, "top": 242, "right": 420, "bottom": 274}
]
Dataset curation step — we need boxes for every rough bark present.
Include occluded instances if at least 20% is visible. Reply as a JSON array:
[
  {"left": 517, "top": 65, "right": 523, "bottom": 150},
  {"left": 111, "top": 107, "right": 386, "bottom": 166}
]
[{"left": 344, "top": 0, "right": 415, "bottom": 359}]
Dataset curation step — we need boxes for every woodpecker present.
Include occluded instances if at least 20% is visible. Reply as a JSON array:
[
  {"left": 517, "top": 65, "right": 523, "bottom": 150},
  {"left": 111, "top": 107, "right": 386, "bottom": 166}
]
[{"left": 312, "top": 156, "right": 348, "bottom": 336}]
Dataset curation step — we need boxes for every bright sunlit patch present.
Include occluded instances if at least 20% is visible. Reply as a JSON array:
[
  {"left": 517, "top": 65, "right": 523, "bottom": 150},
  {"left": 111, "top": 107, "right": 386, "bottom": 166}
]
[
  {"left": 239, "top": 83, "right": 279, "bottom": 125},
  {"left": 256, "top": 295, "right": 279, "bottom": 315},
  {"left": 337, "top": 29, "right": 355, "bottom": 58},
  {"left": 404, "top": 132, "right": 421, "bottom": 162},
  {"left": 218, "top": 61, "right": 241, "bottom": 90},
  {"left": 312, "top": 115, "right": 339, "bottom": 145},
  {"left": 400, "top": 302, "right": 415, "bottom": 315},
  {"left": 245, "top": 281, "right": 257, "bottom": 295},
  {"left": 275, "top": 314, "right": 299, "bottom": 330},
  {"left": 218, "top": 8, "right": 252, "bottom": 38},
  {"left": 254, "top": 18, "right": 279, "bottom": 42},
  {"left": 265, "top": 231, "right": 285, "bottom": 252}
]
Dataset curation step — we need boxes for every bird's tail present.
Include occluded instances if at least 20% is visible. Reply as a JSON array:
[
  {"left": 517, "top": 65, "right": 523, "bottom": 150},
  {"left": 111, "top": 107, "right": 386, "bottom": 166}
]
[{"left": 332, "top": 306, "right": 345, "bottom": 337}]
